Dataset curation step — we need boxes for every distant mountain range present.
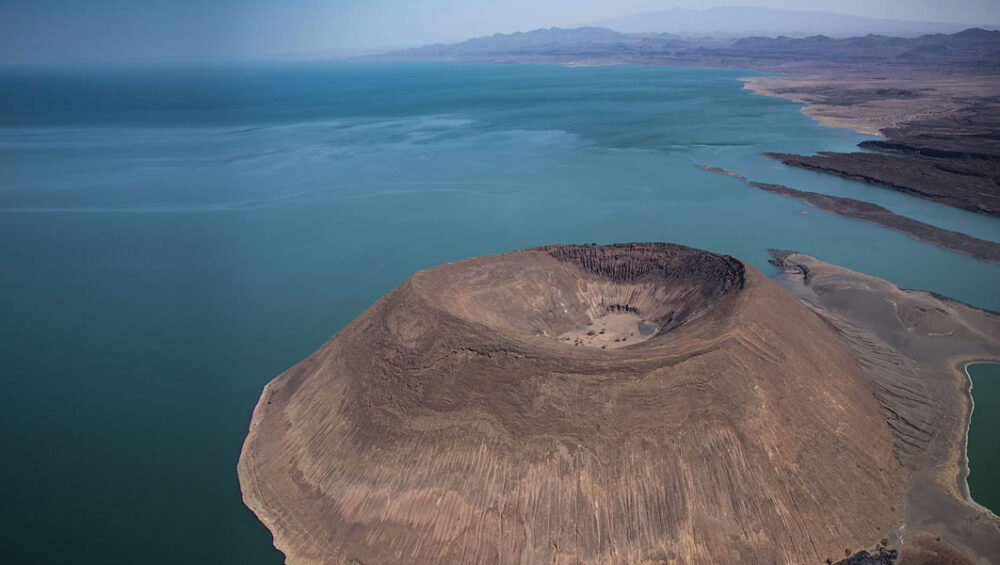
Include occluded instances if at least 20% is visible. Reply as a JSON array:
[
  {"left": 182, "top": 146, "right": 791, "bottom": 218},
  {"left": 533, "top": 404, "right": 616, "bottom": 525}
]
[
  {"left": 590, "top": 7, "right": 993, "bottom": 38},
  {"left": 376, "top": 26, "right": 1000, "bottom": 71},
  {"left": 381, "top": 27, "right": 684, "bottom": 61},
  {"left": 716, "top": 28, "right": 1000, "bottom": 65}
]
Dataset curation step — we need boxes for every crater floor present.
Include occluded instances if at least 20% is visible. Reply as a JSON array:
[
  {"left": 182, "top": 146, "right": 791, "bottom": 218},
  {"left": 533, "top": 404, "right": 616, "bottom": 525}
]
[{"left": 557, "top": 312, "right": 657, "bottom": 349}]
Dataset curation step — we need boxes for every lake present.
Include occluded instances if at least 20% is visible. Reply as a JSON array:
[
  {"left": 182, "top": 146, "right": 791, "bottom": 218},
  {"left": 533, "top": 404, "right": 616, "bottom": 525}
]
[
  {"left": 967, "top": 362, "right": 1000, "bottom": 516},
  {"left": 1, "top": 61, "right": 998, "bottom": 564}
]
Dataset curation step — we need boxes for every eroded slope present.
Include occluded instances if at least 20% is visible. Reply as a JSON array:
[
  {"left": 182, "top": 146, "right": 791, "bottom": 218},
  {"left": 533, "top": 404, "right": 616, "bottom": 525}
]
[{"left": 239, "top": 243, "right": 903, "bottom": 565}]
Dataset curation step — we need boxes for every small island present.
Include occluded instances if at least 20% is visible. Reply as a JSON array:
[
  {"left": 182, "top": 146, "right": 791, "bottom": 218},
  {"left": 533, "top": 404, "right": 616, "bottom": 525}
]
[{"left": 240, "top": 243, "right": 1000, "bottom": 564}]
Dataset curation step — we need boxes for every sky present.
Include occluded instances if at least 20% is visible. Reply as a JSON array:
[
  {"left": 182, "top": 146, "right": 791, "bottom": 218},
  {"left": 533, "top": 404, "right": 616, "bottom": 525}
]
[{"left": 2, "top": 0, "right": 999, "bottom": 64}]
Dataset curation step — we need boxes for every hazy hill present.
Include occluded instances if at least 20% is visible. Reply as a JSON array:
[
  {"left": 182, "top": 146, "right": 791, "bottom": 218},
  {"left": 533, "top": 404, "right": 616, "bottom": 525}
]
[
  {"left": 716, "top": 28, "right": 1000, "bottom": 66},
  {"left": 384, "top": 26, "right": 684, "bottom": 61},
  {"left": 377, "top": 26, "right": 1000, "bottom": 70},
  {"left": 590, "top": 6, "right": 989, "bottom": 38}
]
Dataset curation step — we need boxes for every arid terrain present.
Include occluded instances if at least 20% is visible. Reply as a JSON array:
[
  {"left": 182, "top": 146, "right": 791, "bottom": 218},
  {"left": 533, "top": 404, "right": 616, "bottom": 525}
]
[
  {"left": 769, "top": 250, "right": 1000, "bottom": 565},
  {"left": 740, "top": 74, "right": 1000, "bottom": 137},
  {"left": 239, "top": 243, "right": 1000, "bottom": 565},
  {"left": 741, "top": 69, "right": 1000, "bottom": 218}
]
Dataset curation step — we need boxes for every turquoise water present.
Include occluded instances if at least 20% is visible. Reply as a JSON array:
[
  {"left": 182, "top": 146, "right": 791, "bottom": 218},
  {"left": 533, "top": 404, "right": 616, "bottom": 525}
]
[
  {"left": 968, "top": 362, "right": 1000, "bottom": 515},
  {"left": 1, "top": 61, "right": 999, "bottom": 564}
]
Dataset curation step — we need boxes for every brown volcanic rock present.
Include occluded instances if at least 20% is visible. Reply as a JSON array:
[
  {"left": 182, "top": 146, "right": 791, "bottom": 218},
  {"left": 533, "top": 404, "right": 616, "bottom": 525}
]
[
  {"left": 765, "top": 151, "right": 1000, "bottom": 218},
  {"left": 239, "top": 243, "right": 903, "bottom": 565},
  {"left": 744, "top": 74, "right": 1000, "bottom": 218}
]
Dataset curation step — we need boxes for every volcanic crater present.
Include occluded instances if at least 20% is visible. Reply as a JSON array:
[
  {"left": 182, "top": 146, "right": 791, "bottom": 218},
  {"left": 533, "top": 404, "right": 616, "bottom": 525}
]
[{"left": 239, "top": 243, "right": 904, "bottom": 565}]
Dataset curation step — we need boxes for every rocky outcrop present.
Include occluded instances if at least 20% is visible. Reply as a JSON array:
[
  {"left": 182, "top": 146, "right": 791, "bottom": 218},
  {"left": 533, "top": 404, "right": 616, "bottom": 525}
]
[
  {"left": 833, "top": 547, "right": 898, "bottom": 565},
  {"left": 860, "top": 100, "right": 1000, "bottom": 162},
  {"left": 765, "top": 151, "right": 1000, "bottom": 217},
  {"left": 744, "top": 70, "right": 1000, "bottom": 221}
]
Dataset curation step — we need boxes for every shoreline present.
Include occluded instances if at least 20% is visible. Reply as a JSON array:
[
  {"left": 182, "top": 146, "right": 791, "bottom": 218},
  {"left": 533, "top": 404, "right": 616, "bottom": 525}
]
[
  {"left": 737, "top": 77, "right": 885, "bottom": 139},
  {"left": 740, "top": 77, "right": 885, "bottom": 136},
  {"left": 697, "top": 165, "right": 1000, "bottom": 263},
  {"left": 765, "top": 151, "right": 1000, "bottom": 218},
  {"left": 740, "top": 73, "right": 1000, "bottom": 218}
]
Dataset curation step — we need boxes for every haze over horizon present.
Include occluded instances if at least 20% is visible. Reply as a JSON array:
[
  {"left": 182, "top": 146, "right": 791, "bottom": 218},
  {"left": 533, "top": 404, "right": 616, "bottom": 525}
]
[{"left": 2, "top": 0, "right": 1000, "bottom": 64}]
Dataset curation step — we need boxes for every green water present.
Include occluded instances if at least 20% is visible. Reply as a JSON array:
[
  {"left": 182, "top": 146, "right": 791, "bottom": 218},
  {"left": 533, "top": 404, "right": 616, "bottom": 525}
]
[
  {"left": 967, "top": 362, "right": 1000, "bottom": 515},
  {"left": 0, "top": 62, "right": 998, "bottom": 564}
]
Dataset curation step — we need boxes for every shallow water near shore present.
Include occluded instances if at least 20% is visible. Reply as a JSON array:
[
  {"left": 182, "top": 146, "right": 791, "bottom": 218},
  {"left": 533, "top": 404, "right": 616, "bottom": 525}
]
[
  {"left": 967, "top": 362, "right": 1000, "bottom": 515},
  {"left": 1, "top": 61, "right": 998, "bottom": 564}
]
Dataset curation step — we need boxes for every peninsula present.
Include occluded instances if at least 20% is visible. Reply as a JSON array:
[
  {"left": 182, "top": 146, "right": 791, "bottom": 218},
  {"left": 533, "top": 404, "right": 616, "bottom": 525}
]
[{"left": 698, "top": 165, "right": 1000, "bottom": 263}]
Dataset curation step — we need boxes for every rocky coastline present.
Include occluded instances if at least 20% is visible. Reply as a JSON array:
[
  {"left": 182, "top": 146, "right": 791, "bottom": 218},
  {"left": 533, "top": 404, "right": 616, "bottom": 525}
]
[
  {"left": 742, "top": 75, "right": 1000, "bottom": 218},
  {"left": 765, "top": 150, "right": 1000, "bottom": 217},
  {"left": 699, "top": 165, "right": 1000, "bottom": 262}
]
